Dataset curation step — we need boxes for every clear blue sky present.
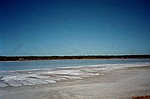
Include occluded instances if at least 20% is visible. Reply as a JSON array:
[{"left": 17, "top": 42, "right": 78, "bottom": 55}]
[{"left": 0, "top": 0, "right": 150, "bottom": 56}]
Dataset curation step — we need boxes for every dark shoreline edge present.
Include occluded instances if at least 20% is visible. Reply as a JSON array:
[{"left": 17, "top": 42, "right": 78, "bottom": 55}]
[{"left": 0, "top": 55, "right": 150, "bottom": 61}]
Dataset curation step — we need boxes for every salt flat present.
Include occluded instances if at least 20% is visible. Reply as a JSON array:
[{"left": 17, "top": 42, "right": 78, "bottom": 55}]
[{"left": 0, "top": 65, "right": 150, "bottom": 99}]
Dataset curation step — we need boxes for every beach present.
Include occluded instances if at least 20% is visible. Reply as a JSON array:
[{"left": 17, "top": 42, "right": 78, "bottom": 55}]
[{"left": 0, "top": 65, "right": 149, "bottom": 99}]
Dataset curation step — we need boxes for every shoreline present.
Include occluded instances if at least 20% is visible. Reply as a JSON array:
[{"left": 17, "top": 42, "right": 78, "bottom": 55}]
[{"left": 0, "top": 61, "right": 150, "bottom": 72}]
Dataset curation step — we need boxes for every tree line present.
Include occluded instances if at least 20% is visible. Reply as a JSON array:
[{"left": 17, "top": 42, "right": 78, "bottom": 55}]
[{"left": 0, "top": 55, "right": 150, "bottom": 61}]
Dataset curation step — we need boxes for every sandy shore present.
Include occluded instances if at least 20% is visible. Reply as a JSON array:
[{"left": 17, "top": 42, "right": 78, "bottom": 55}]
[{"left": 0, "top": 66, "right": 150, "bottom": 99}]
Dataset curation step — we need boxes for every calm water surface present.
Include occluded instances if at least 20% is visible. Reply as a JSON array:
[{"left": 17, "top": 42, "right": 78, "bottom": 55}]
[{"left": 0, "top": 59, "right": 150, "bottom": 71}]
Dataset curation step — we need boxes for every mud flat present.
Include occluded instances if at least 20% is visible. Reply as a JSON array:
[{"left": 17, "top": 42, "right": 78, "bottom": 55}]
[{"left": 0, "top": 65, "right": 150, "bottom": 99}]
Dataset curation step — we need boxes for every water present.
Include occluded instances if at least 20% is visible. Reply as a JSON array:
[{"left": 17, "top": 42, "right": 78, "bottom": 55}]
[{"left": 0, "top": 59, "right": 150, "bottom": 71}]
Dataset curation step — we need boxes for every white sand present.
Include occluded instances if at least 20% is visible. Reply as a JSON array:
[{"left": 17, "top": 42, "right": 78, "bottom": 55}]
[{"left": 0, "top": 65, "right": 150, "bottom": 99}]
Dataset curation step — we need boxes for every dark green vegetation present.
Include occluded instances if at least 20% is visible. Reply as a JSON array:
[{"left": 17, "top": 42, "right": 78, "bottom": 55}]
[{"left": 0, "top": 55, "right": 150, "bottom": 61}]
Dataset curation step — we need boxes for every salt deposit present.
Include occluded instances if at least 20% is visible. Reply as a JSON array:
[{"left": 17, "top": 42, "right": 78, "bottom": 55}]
[
  {"left": 0, "top": 67, "right": 111, "bottom": 87},
  {"left": 0, "top": 82, "right": 8, "bottom": 87}
]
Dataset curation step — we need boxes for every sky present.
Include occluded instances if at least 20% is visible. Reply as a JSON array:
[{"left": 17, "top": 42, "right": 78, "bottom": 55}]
[{"left": 0, "top": 0, "right": 150, "bottom": 56}]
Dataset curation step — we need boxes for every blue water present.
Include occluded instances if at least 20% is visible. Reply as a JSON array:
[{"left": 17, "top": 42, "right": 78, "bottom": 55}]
[{"left": 0, "top": 59, "right": 150, "bottom": 71}]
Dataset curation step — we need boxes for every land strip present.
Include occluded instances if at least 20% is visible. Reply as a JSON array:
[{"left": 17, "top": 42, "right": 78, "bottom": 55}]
[{"left": 1, "top": 55, "right": 150, "bottom": 61}]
